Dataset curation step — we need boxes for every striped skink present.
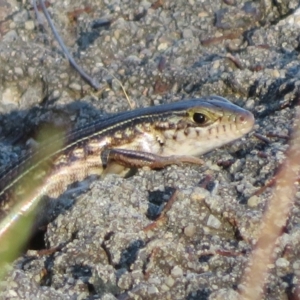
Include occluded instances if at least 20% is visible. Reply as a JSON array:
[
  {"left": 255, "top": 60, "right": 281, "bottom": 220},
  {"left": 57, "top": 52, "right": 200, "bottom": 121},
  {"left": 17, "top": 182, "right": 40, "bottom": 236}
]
[{"left": 0, "top": 96, "right": 254, "bottom": 246}]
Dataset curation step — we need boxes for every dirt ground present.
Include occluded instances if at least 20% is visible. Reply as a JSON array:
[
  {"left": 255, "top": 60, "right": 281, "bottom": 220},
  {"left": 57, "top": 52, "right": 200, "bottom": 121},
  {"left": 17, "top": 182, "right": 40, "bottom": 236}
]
[{"left": 0, "top": 1, "right": 300, "bottom": 299}]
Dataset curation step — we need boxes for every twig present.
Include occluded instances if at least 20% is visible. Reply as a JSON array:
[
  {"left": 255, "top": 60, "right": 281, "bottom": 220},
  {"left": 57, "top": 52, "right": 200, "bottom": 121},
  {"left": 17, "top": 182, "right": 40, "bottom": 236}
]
[
  {"left": 239, "top": 107, "right": 300, "bottom": 299},
  {"left": 38, "top": 0, "right": 100, "bottom": 89},
  {"left": 32, "top": 0, "right": 43, "bottom": 26},
  {"left": 34, "top": 0, "right": 134, "bottom": 109}
]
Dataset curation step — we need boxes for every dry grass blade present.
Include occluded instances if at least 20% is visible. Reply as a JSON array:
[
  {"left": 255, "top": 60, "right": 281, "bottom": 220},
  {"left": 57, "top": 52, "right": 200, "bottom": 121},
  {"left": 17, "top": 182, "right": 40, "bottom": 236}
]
[
  {"left": 239, "top": 107, "right": 300, "bottom": 299},
  {"left": 0, "top": 127, "right": 65, "bottom": 280}
]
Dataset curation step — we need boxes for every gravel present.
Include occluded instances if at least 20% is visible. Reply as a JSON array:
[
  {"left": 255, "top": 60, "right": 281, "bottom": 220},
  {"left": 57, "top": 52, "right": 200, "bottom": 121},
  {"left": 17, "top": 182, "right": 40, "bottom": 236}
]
[{"left": 0, "top": 0, "right": 300, "bottom": 299}]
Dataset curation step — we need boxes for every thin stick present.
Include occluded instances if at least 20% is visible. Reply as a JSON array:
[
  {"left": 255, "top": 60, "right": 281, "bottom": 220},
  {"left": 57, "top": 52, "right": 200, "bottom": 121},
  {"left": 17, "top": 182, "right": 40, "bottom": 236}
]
[
  {"left": 35, "top": 0, "right": 134, "bottom": 109},
  {"left": 38, "top": 0, "right": 100, "bottom": 89},
  {"left": 32, "top": 0, "right": 43, "bottom": 25},
  {"left": 239, "top": 107, "right": 300, "bottom": 299}
]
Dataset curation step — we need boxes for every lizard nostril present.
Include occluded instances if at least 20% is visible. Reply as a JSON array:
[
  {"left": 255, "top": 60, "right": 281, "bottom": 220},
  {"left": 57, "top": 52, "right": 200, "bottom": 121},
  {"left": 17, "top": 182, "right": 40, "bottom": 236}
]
[
  {"left": 239, "top": 115, "right": 246, "bottom": 122},
  {"left": 238, "top": 111, "right": 255, "bottom": 126},
  {"left": 237, "top": 110, "right": 255, "bottom": 134}
]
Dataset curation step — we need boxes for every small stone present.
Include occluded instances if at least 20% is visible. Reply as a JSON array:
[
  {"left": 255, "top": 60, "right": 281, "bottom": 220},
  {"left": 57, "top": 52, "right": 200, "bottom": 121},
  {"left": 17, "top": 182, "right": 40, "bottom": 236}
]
[
  {"left": 69, "top": 82, "right": 82, "bottom": 91},
  {"left": 271, "top": 69, "right": 280, "bottom": 78},
  {"left": 170, "top": 266, "right": 183, "bottom": 277},
  {"left": 157, "top": 42, "right": 168, "bottom": 51},
  {"left": 3, "top": 30, "right": 18, "bottom": 42},
  {"left": 114, "top": 29, "right": 121, "bottom": 39},
  {"left": 9, "top": 22, "right": 16, "bottom": 29},
  {"left": 174, "top": 57, "right": 183, "bottom": 66},
  {"left": 7, "top": 290, "right": 18, "bottom": 297},
  {"left": 28, "top": 67, "right": 36, "bottom": 77},
  {"left": 190, "top": 187, "right": 208, "bottom": 201},
  {"left": 295, "top": 14, "right": 300, "bottom": 26},
  {"left": 148, "top": 277, "right": 161, "bottom": 285},
  {"left": 184, "top": 224, "right": 196, "bottom": 237},
  {"left": 2, "top": 87, "right": 20, "bottom": 106},
  {"left": 101, "top": 294, "right": 118, "bottom": 300},
  {"left": 182, "top": 28, "right": 193, "bottom": 39},
  {"left": 165, "top": 276, "right": 175, "bottom": 287},
  {"left": 14, "top": 67, "right": 23, "bottom": 76},
  {"left": 131, "top": 270, "right": 143, "bottom": 280},
  {"left": 198, "top": 11, "right": 209, "bottom": 18},
  {"left": 247, "top": 195, "right": 260, "bottom": 207},
  {"left": 212, "top": 60, "right": 220, "bottom": 69},
  {"left": 117, "top": 272, "right": 132, "bottom": 290},
  {"left": 125, "top": 55, "right": 141, "bottom": 64},
  {"left": 60, "top": 73, "right": 69, "bottom": 79},
  {"left": 206, "top": 214, "right": 221, "bottom": 229},
  {"left": 293, "top": 260, "right": 300, "bottom": 275},
  {"left": 275, "top": 257, "right": 289, "bottom": 268},
  {"left": 24, "top": 20, "right": 35, "bottom": 30},
  {"left": 128, "top": 76, "right": 137, "bottom": 84},
  {"left": 209, "top": 288, "right": 239, "bottom": 300},
  {"left": 236, "top": 184, "right": 244, "bottom": 193},
  {"left": 13, "top": 10, "right": 29, "bottom": 23},
  {"left": 229, "top": 159, "right": 243, "bottom": 173},
  {"left": 147, "top": 285, "right": 159, "bottom": 294}
]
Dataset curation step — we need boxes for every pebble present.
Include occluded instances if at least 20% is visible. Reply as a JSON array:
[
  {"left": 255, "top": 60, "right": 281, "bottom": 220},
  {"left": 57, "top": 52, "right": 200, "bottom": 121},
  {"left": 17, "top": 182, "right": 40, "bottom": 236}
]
[
  {"left": 14, "top": 67, "right": 23, "bottom": 76},
  {"left": 2, "top": 87, "right": 20, "bottom": 106},
  {"left": 182, "top": 28, "right": 194, "bottom": 39},
  {"left": 147, "top": 285, "right": 159, "bottom": 294},
  {"left": 24, "top": 20, "right": 35, "bottom": 31},
  {"left": 165, "top": 277, "right": 175, "bottom": 287},
  {"left": 170, "top": 266, "right": 183, "bottom": 278},
  {"left": 69, "top": 82, "right": 82, "bottom": 91},
  {"left": 13, "top": 10, "right": 28, "bottom": 23},
  {"left": 206, "top": 214, "right": 222, "bottom": 229},
  {"left": 184, "top": 224, "right": 196, "bottom": 237},
  {"left": 247, "top": 195, "right": 260, "bottom": 207},
  {"left": 275, "top": 258, "right": 290, "bottom": 268},
  {"left": 2, "top": 30, "right": 18, "bottom": 42}
]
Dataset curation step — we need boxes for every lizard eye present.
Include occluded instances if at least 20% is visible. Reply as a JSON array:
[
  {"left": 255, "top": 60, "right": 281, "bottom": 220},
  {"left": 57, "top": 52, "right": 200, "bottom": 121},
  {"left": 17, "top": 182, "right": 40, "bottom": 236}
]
[{"left": 193, "top": 112, "right": 207, "bottom": 124}]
